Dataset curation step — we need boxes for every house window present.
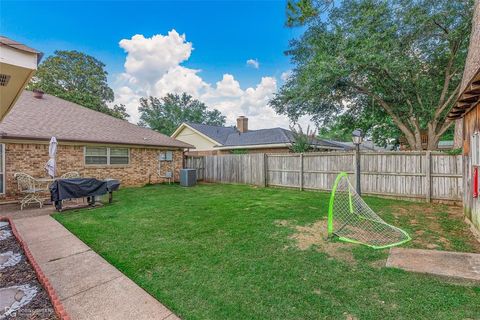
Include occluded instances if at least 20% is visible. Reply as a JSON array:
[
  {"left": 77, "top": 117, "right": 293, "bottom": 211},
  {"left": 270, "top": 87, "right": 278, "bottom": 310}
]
[
  {"left": 85, "top": 147, "right": 129, "bottom": 165},
  {"left": 110, "top": 148, "right": 129, "bottom": 164},
  {"left": 159, "top": 151, "right": 173, "bottom": 161},
  {"left": 0, "top": 144, "right": 4, "bottom": 194}
]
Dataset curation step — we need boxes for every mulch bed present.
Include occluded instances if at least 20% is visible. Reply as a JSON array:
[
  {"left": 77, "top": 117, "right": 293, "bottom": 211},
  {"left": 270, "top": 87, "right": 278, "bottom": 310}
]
[{"left": 0, "top": 223, "right": 57, "bottom": 320}]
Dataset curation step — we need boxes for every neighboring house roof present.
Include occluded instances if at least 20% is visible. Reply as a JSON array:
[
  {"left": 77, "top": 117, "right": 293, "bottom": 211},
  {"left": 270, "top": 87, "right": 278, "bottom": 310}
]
[
  {"left": 437, "top": 140, "right": 454, "bottom": 149},
  {"left": 185, "top": 122, "right": 236, "bottom": 145},
  {"left": 0, "top": 35, "right": 43, "bottom": 62},
  {"left": 336, "top": 141, "right": 393, "bottom": 151},
  {"left": 174, "top": 122, "right": 347, "bottom": 150},
  {"left": 0, "top": 91, "right": 193, "bottom": 149}
]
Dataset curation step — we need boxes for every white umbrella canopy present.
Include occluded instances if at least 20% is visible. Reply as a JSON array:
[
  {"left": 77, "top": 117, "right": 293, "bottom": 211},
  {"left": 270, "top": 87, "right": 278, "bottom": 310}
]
[{"left": 45, "top": 137, "right": 57, "bottom": 178}]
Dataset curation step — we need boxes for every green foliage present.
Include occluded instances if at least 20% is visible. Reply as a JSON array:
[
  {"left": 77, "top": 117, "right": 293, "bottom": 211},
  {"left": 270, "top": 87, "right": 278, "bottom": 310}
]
[
  {"left": 55, "top": 184, "right": 480, "bottom": 319},
  {"left": 445, "top": 147, "right": 462, "bottom": 155},
  {"left": 138, "top": 93, "right": 226, "bottom": 135},
  {"left": 272, "top": 0, "right": 474, "bottom": 149},
  {"left": 318, "top": 107, "right": 400, "bottom": 147},
  {"left": 110, "top": 104, "right": 130, "bottom": 120},
  {"left": 27, "top": 50, "right": 126, "bottom": 119},
  {"left": 230, "top": 149, "right": 248, "bottom": 154},
  {"left": 289, "top": 124, "right": 315, "bottom": 153}
]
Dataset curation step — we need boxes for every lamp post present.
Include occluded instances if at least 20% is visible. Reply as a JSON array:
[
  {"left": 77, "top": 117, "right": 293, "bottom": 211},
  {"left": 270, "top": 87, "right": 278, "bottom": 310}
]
[{"left": 352, "top": 129, "right": 364, "bottom": 196}]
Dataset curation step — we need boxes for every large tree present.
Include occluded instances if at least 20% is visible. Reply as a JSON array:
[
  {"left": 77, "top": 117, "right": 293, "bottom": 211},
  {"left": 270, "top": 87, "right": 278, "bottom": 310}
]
[
  {"left": 271, "top": 0, "right": 474, "bottom": 149},
  {"left": 138, "top": 93, "right": 226, "bottom": 135},
  {"left": 28, "top": 50, "right": 127, "bottom": 119}
]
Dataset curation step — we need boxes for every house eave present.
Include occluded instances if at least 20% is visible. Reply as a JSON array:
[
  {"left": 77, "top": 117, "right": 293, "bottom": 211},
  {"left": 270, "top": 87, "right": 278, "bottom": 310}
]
[
  {"left": 447, "top": 67, "right": 480, "bottom": 120},
  {"left": 0, "top": 134, "right": 192, "bottom": 149}
]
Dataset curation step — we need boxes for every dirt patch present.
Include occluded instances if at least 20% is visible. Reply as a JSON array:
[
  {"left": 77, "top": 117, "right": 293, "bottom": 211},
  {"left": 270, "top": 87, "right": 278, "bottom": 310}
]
[
  {"left": 343, "top": 313, "right": 358, "bottom": 320},
  {"left": 275, "top": 219, "right": 356, "bottom": 264},
  {"left": 384, "top": 204, "right": 480, "bottom": 253}
]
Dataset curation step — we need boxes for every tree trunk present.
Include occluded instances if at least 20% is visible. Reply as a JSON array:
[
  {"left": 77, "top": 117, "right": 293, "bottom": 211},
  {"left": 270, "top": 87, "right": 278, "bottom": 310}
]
[
  {"left": 453, "top": 118, "right": 463, "bottom": 148},
  {"left": 427, "top": 133, "right": 441, "bottom": 150}
]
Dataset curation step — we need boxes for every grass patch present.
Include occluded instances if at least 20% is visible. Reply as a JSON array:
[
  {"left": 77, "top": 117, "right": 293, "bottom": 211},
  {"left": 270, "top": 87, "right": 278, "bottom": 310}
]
[{"left": 54, "top": 183, "right": 480, "bottom": 319}]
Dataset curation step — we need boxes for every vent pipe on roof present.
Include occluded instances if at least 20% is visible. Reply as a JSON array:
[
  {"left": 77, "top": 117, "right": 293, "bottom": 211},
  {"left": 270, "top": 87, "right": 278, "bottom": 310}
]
[{"left": 33, "top": 89, "right": 44, "bottom": 99}]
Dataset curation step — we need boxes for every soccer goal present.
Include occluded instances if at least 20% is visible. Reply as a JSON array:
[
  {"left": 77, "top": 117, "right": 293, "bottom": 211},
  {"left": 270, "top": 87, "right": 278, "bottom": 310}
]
[{"left": 327, "top": 172, "right": 411, "bottom": 249}]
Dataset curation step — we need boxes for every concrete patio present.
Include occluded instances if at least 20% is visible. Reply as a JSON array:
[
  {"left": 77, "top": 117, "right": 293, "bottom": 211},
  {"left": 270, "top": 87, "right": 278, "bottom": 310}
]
[
  {"left": 2, "top": 204, "right": 180, "bottom": 320},
  {"left": 387, "top": 247, "right": 480, "bottom": 282}
]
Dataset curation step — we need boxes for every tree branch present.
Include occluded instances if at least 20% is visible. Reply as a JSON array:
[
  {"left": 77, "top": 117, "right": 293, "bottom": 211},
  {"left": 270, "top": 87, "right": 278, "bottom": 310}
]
[
  {"left": 434, "top": 81, "right": 461, "bottom": 121},
  {"left": 433, "top": 19, "right": 449, "bottom": 35},
  {"left": 351, "top": 83, "right": 418, "bottom": 148},
  {"left": 437, "top": 41, "right": 459, "bottom": 108}
]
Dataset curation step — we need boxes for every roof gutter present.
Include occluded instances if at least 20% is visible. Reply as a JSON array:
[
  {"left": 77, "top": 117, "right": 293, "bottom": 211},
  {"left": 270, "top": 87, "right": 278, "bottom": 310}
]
[{"left": 0, "top": 134, "right": 192, "bottom": 149}]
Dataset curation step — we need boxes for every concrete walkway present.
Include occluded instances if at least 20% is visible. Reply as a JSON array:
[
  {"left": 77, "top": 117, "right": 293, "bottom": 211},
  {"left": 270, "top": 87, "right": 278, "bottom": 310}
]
[
  {"left": 13, "top": 215, "right": 180, "bottom": 320},
  {"left": 387, "top": 247, "right": 480, "bottom": 282}
]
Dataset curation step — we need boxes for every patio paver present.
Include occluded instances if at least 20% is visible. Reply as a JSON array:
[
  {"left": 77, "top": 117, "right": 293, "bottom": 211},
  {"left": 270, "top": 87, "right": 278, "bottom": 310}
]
[{"left": 13, "top": 215, "right": 179, "bottom": 320}]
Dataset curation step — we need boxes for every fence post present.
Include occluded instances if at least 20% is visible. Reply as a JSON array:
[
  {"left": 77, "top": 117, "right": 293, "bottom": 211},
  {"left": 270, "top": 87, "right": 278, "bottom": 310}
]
[
  {"left": 425, "top": 151, "right": 432, "bottom": 203},
  {"left": 263, "top": 153, "right": 268, "bottom": 187},
  {"left": 300, "top": 153, "right": 304, "bottom": 191}
]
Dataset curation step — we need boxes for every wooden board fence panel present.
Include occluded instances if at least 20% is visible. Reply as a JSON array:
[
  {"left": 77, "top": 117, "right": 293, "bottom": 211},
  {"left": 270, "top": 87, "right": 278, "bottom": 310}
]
[
  {"left": 185, "top": 156, "right": 205, "bottom": 180},
  {"left": 186, "top": 151, "right": 463, "bottom": 202},
  {"left": 192, "top": 153, "right": 265, "bottom": 186},
  {"left": 359, "top": 152, "right": 425, "bottom": 198},
  {"left": 302, "top": 152, "right": 354, "bottom": 190}
]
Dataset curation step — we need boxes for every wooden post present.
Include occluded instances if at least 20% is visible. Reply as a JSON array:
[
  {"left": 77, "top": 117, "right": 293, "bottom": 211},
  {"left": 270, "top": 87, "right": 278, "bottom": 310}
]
[
  {"left": 263, "top": 153, "right": 268, "bottom": 187},
  {"left": 300, "top": 153, "right": 304, "bottom": 191},
  {"left": 425, "top": 151, "right": 432, "bottom": 203}
]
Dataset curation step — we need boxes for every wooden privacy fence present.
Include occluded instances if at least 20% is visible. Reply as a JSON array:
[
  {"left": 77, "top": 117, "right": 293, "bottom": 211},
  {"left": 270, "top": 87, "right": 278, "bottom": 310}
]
[{"left": 185, "top": 151, "right": 463, "bottom": 202}]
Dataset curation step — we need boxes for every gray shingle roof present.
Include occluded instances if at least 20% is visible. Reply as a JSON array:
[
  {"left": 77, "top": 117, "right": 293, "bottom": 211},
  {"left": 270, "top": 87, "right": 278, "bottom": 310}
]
[
  {"left": 0, "top": 91, "right": 193, "bottom": 149},
  {"left": 186, "top": 122, "right": 347, "bottom": 149},
  {"left": 185, "top": 122, "right": 236, "bottom": 145}
]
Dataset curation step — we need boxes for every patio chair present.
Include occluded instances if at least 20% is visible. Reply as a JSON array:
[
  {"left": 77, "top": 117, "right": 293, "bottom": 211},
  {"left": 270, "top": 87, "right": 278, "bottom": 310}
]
[
  {"left": 60, "top": 171, "right": 81, "bottom": 179},
  {"left": 14, "top": 173, "right": 49, "bottom": 210}
]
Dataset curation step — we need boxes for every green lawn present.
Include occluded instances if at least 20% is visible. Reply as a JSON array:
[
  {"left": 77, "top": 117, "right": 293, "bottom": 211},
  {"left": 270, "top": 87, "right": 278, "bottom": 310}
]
[{"left": 54, "top": 183, "right": 480, "bottom": 320}]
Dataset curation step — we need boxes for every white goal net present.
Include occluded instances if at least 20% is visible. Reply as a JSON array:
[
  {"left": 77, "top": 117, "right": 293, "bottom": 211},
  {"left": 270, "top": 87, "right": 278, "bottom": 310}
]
[{"left": 327, "top": 173, "right": 411, "bottom": 249}]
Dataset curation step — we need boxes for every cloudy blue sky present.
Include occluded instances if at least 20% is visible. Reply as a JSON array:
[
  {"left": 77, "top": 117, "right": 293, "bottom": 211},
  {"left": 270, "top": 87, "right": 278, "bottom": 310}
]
[{"left": 1, "top": 1, "right": 310, "bottom": 128}]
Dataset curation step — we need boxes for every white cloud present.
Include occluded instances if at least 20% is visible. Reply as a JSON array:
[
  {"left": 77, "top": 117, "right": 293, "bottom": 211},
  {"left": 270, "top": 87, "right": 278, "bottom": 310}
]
[
  {"left": 119, "top": 31, "right": 192, "bottom": 83},
  {"left": 113, "top": 31, "right": 314, "bottom": 130},
  {"left": 281, "top": 70, "right": 292, "bottom": 82},
  {"left": 246, "top": 58, "right": 260, "bottom": 69}
]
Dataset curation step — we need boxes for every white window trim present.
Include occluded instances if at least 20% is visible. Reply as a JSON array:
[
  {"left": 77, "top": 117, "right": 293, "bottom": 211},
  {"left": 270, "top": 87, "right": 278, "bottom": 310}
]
[{"left": 84, "top": 146, "right": 130, "bottom": 166}]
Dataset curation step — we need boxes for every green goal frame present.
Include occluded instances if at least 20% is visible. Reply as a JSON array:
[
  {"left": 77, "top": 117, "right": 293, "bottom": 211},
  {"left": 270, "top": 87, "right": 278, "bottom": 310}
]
[{"left": 327, "top": 172, "right": 411, "bottom": 249}]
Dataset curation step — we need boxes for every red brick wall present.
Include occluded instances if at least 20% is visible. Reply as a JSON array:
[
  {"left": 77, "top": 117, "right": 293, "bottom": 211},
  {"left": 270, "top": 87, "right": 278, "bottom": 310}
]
[{"left": 2, "top": 142, "right": 183, "bottom": 201}]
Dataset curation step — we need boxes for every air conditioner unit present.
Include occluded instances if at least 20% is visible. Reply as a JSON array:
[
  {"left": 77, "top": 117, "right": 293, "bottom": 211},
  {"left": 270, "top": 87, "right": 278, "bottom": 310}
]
[{"left": 180, "top": 169, "right": 197, "bottom": 187}]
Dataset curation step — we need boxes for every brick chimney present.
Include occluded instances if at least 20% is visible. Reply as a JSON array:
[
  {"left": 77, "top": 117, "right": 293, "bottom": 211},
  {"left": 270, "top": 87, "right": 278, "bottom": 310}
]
[{"left": 237, "top": 116, "right": 248, "bottom": 133}]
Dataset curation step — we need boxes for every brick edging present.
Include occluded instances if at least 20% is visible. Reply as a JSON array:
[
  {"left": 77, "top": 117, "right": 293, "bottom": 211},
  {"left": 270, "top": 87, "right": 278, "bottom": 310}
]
[{"left": 1, "top": 216, "right": 70, "bottom": 320}]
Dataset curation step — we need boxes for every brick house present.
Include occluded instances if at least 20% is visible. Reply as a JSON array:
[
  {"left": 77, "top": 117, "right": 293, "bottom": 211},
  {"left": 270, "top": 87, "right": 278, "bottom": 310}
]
[
  {"left": 0, "top": 90, "right": 192, "bottom": 201},
  {"left": 171, "top": 116, "right": 348, "bottom": 156}
]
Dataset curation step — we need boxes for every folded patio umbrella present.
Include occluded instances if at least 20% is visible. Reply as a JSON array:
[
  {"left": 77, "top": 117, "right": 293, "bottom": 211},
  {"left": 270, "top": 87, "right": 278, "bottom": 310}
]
[{"left": 45, "top": 137, "right": 57, "bottom": 178}]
